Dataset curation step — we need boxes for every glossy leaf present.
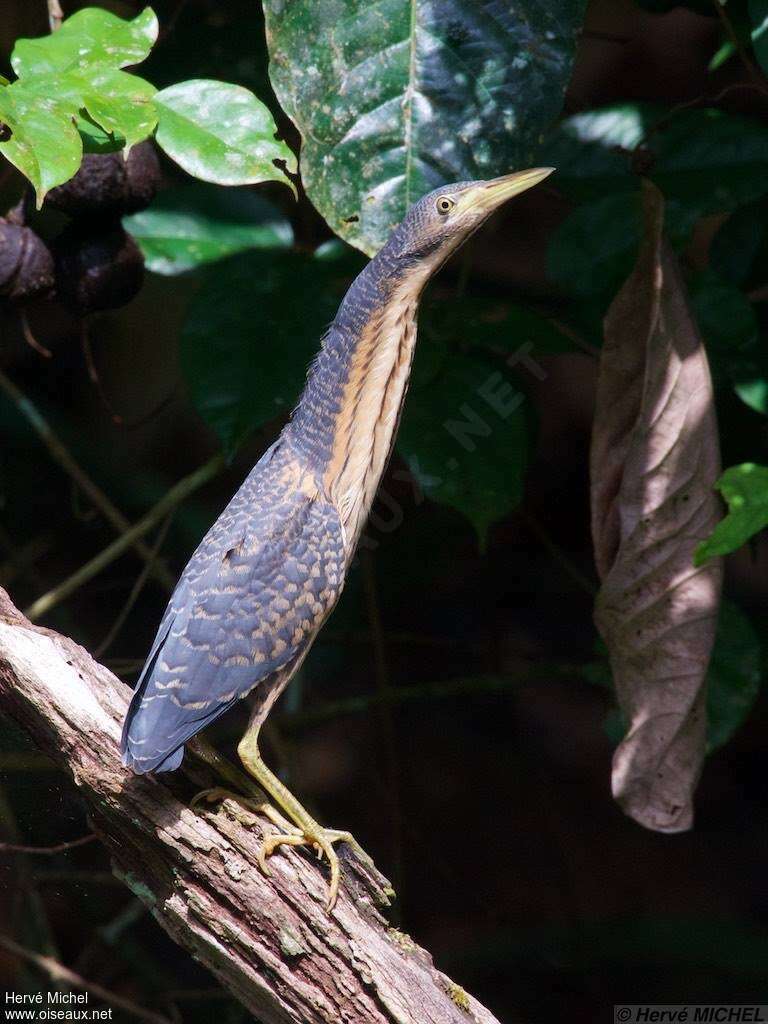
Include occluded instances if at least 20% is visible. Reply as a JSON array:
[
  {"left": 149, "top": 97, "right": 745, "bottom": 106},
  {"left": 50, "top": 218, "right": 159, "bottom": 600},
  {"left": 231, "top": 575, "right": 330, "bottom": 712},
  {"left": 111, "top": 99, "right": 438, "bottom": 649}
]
[
  {"left": 263, "top": 0, "right": 586, "bottom": 255},
  {"left": 154, "top": 79, "right": 296, "bottom": 188},
  {"left": 124, "top": 182, "right": 293, "bottom": 274},
  {"left": 397, "top": 341, "right": 529, "bottom": 545},
  {"left": 180, "top": 251, "right": 344, "bottom": 455},
  {"left": 696, "top": 463, "right": 768, "bottom": 563},
  {"left": 0, "top": 86, "right": 81, "bottom": 204},
  {"left": 11, "top": 7, "right": 159, "bottom": 78}
]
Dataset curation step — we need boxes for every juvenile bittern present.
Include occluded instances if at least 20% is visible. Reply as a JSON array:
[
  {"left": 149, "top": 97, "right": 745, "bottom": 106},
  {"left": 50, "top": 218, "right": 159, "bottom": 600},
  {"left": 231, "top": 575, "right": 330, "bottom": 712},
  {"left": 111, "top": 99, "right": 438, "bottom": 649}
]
[{"left": 122, "top": 167, "right": 553, "bottom": 907}]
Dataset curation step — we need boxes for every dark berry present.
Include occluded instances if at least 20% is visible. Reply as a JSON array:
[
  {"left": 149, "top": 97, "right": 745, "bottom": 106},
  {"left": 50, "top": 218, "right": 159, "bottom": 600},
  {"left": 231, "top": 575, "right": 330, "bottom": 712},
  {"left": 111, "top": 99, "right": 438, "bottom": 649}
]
[
  {"left": 54, "top": 222, "right": 144, "bottom": 314},
  {"left": 46, "top": 141, "right": 161, "bottom": 216},
  {"left": 0, "top": 220, "right": 55, "bottom": 303}
]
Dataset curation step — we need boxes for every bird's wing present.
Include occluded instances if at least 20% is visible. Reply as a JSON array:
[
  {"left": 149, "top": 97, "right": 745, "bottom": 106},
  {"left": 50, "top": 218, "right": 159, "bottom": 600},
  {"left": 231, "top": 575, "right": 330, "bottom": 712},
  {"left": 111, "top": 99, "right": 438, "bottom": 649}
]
[{"left": 121, "top": 450, "right": 345, "bottom": 773}]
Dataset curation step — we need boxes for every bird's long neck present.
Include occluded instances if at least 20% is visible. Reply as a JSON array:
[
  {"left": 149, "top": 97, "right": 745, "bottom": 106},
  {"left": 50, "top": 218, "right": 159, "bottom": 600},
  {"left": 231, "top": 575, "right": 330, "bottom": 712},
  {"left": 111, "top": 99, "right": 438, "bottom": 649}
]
[{"left": 286, "top": 248, "right": 435, "bottom": 549}]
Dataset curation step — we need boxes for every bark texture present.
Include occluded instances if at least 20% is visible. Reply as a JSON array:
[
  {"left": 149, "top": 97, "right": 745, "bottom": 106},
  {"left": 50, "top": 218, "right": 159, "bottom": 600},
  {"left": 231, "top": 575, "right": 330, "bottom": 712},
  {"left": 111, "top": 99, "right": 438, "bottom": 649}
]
[{"left": 0, "top": 586, "right": 498, "bottom": 1024}]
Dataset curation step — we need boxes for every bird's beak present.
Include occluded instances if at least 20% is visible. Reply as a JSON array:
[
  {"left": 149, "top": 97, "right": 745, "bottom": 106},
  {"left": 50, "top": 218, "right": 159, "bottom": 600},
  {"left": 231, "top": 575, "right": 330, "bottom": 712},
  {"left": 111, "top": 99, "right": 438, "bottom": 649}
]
[{"left": 457, "top": 167, "right": 555, "bottom": 216}]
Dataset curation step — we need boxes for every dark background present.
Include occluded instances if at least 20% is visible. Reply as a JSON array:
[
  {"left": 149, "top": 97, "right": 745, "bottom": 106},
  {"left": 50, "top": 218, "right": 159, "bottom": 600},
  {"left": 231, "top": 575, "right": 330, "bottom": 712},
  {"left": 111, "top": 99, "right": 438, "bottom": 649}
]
[{"left": 2, "top": 2, "right": 768, "bottom": 1021}]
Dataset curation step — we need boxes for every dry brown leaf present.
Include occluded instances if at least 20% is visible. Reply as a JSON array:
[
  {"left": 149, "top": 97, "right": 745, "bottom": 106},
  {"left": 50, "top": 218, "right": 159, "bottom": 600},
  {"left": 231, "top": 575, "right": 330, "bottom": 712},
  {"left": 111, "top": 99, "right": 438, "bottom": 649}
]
[{"left": 590, "top": 180, "right": 723, "bottom": 833}]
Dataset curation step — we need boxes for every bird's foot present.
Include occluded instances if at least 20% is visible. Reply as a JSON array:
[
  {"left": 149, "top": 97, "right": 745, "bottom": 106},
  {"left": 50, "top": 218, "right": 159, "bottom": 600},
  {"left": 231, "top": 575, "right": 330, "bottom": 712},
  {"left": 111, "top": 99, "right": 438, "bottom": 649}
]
[
  {"left": 258, "top": 825, "right": 372, "bottom": 911},
  {"left": 190, "top": 787, "right": 296, "bottom": 834}
]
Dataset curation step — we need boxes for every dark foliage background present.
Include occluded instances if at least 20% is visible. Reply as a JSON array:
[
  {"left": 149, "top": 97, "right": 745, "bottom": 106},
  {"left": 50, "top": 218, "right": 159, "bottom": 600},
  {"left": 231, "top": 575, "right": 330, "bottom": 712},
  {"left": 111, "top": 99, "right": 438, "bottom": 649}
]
[{"left": 2, "top": 1, "right": 768, "bottom": 1021}]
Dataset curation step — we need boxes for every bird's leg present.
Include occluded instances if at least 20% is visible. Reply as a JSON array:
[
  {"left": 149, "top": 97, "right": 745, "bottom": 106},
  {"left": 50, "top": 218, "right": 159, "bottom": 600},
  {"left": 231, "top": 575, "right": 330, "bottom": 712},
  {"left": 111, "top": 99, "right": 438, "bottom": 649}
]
[
  {"left": 237, "top": 725, "right": 370, "bottom": 910},
  {"left": 187, "top": 737, "right": 297, "bottom": 834}
]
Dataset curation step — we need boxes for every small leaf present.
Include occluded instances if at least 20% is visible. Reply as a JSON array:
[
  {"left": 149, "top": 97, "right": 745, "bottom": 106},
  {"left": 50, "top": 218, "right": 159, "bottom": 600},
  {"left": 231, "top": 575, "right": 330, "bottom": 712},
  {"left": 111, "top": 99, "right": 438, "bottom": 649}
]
[
  {"left": 11, "top": 7, "right": 159, "bottom": 78},
  {"left": 124, "top": 182, "right": 293, "bottom": 274},
  {"left": 591, "top": 181, "right": 723, "bottom": 833},
  {"left": 695, "top": 463, "right": 768, "bottom": 563},
  {"left": 74, "top": 68, "right": 157, "bottom": 151},
  {"left": 0, "top": 86, "right": 81, "bottom": 204},
  {"left": 154, "top": 79, "right": 296, "bottom": 189},
  {"left": 180, "top": 250, "right": 343, "bottom": 455},
  {"left": 397, "top": 342, "right": 529, "bottom": 545}
]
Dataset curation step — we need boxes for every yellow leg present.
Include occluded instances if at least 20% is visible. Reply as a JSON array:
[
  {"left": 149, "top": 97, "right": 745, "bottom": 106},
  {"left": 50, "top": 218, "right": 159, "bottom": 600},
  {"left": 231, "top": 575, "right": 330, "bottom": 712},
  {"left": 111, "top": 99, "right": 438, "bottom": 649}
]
[{"left": 237, "top": 726, "right": 369, "bottom": 910}]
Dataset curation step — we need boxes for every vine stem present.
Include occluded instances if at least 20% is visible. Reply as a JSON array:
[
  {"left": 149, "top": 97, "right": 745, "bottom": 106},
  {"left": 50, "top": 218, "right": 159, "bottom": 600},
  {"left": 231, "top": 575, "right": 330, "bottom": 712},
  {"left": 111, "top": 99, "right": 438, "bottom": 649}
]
[
  {"left": 46, "top": 0, "right": 63, "bottom": 31},
  {"left": 0, "top": 368, "right": 176, "bottom": 592},
  {"left": 24, "top": 454, "right": 224, "bottom": 620},
  {"left": 0, "top": 935, "right": 172, "bottom": 1024}
]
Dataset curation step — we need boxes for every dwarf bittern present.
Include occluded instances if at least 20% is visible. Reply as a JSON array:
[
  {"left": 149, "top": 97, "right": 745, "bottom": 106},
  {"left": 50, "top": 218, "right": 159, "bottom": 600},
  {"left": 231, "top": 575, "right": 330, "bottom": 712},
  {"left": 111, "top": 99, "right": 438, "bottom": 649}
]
[{"left": 121, "top": 167, "right": 553, "bottom": 907}]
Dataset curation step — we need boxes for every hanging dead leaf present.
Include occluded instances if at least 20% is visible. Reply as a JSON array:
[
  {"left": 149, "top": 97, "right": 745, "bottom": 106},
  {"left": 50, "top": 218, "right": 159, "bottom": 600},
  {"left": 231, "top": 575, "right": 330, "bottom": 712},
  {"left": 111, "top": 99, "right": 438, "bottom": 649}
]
[{"left": 591, "top": 180, "right": 723, "bottom": 833}]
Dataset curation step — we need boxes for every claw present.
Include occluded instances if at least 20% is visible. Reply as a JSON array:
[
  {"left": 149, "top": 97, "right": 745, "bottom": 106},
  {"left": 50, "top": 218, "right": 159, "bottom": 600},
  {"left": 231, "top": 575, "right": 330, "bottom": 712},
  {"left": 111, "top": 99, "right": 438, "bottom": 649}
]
[{"left": 256, "top": 827, "right": 358, "bottom": 910}]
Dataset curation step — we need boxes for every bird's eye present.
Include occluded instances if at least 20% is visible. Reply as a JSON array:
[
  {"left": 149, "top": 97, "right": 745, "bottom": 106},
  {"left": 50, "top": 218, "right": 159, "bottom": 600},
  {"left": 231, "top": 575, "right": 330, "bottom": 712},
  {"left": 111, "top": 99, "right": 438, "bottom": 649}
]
[{"left": 436, "top": 196, "right": 455, "bottom": 215}]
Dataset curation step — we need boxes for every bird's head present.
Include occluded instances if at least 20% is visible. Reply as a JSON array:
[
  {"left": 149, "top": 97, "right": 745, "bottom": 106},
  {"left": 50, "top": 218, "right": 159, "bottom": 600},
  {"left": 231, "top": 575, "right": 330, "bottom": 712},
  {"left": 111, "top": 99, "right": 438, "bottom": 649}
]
[{"left": 386, "top": 167, "right": 555, "bottom": 270}]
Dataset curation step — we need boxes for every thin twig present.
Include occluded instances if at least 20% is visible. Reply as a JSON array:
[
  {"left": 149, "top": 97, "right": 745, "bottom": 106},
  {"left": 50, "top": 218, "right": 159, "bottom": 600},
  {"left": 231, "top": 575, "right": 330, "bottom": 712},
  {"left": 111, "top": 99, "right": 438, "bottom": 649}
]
[
  {"left": 0, "top": 935, "right": 173, "bottom": 1024},
  {"left": 20, "top": 309, "right": 52, "bottom": 358},
  {"left": 546, "top": 317, "right": 600, "bottom": 357},
  {"left": 80, "top": 320, "right": 176, "bottom": 429},
  {"left": 0, "top": 833, "right": 96, "bottom": 856},
  {"left": 0, "top": 368, "right": 176, "bottom": 591},
  {"left": 361, "top": 549, "right": 404, "bottom": 916},
  {"left": 522, "top": 510, "right": 597, "bottom": 597},
  {"left": 94, "top": 512, "right": 174, "bottom": 658},
  {"left": 279, "top": 667, "right": 582, "bottom": 731},
  {"left": 712, "top": 0, "right": 768, "bottom": 94},
  {"left": 24, "top": 454, "right": 224, "bottom": 620},
  {"left": 46, "top": 0, "right": 63, "bottom": 31}
]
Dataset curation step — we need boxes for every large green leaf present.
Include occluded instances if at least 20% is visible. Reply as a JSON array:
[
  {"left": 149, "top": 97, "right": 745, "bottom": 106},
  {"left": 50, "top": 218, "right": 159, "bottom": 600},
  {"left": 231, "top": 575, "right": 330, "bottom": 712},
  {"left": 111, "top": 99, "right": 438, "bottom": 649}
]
[
  {"left": 11, "top": 7, "right": 159, "bottom": 78},
  {"left": 124, "top": 182, "right": 293, "bottom": 274},
  {"left": 397, "top": 340, "right": 529, "bottom": 545},
  {"left": 263, "top": 0, "right": 586, "bottom": 255},
  {"left": 710, "top": 197, "right": 768, "bottom": 287},
  {"left": 154, "top": 79, "right": 296, "bottom": 188},
  {"left": 544, "top": 104, "right": 768, "bottom": 216},
  {"left": 695, "top": 463, "right": 768, "bottom": 564},
  {"left": 180, "top": 250, "right": 345, "bottom": 455}
]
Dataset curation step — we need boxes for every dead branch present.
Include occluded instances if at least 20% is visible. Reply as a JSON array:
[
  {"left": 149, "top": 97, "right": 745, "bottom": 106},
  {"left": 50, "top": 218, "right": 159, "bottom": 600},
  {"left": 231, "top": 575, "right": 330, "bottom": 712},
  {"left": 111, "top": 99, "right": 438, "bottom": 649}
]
[{"left": 0, "top": 586, "right": 500, "bottom": 1024}]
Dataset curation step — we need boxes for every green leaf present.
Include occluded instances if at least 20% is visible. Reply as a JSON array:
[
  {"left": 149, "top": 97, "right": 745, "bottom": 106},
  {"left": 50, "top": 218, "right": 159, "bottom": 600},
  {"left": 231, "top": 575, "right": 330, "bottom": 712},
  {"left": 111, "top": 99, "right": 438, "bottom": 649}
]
[
  {"left": 154, "top": 79, "right": 296, "bottom": 188},
  {"left": 706, "top": 600, "right": 762, "bottom": 752},
  {"left": 72, "top": 68, "right": 157, "bottom": 151},
  {"left": 749, "top": 0, "right": 768, "bottom": 73},
  {"left": 11, "top": 7, "right": 159, "bottom": 78},
  {"left": 263, "top": 0, "right": 587, "bottom": 255},
  {"left": 0, "top": 86, "right": 81, "bottom": 204},
  {"left": 547, "top": 191, "right": 697, "bottom": 299},
  {"left": 710, "top": 197, "right": 768, "bottom": 286},
  {"left": 544, "top": 104, "right": 768, "bottom": 216},
  {"left": 689, "top": 269, "right": 767, "bottom": 416},
  {"left": 695, "top": 463, "right": 768, "bottom": 563},
  {"left": 421, "top": 295, "right": 575, "bottom": 357},
  {"left": 397, "top": 341, "right": 529, "bottom": 545},
  {"left": 124, "top": 182, "right": 293, "bottom": 274},
  {"left": 180, "top": 251, "right": 344, "bottom": 455}
]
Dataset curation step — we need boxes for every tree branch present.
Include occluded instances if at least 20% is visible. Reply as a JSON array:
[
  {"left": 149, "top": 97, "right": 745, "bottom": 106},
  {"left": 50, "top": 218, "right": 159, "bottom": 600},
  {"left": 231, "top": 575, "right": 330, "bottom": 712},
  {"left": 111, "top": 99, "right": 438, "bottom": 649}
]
[{"left": 0, "top": 586, "right": 501, "bottom": 1024}]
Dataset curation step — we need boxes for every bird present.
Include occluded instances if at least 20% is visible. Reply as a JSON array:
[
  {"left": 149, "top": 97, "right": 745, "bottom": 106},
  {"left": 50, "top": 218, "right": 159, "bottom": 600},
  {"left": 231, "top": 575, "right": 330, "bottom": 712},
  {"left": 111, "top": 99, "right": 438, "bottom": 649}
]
[{"left": 121, "top": 167, "right": 554, "bottom": 908}]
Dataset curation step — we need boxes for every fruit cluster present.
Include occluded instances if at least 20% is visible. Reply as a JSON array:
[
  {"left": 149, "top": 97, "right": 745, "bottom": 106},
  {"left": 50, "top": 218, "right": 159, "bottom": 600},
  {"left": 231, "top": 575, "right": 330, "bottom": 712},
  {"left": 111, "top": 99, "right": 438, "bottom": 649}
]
[{"left": 0, "top": 142, "right": 160, "bottom": 315}]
